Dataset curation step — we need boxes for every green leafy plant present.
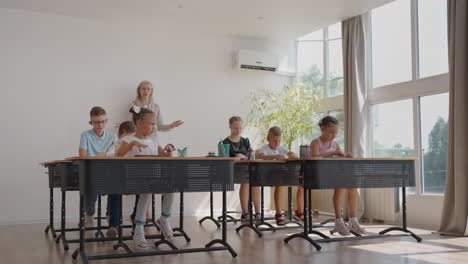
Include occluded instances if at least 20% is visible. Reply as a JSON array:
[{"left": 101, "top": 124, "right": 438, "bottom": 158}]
[{"left": 247, "top": 82, "right": 321, "bottom": 150}]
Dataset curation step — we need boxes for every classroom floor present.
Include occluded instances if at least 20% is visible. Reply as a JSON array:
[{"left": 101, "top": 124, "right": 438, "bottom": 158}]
[{"left": 1, "top": 216, "right": 466, "bottom": 264}]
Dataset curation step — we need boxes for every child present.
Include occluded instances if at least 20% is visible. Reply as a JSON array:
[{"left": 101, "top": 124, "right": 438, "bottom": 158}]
[
  {"left": 310, "top": 116, "right": 365, "bottom": 235},
  {"left": 79, "top": 106, "right": 117, "bottom": 227},
  {"left": 222, "top": 116, "right": 260, "bottom": 221},
  {"left": 117, "top": 107, "right": 174, "bottom": 249},
  {"left": 105, "top": 121, "right": 136, "bottom": 237},
  {"left": 256, "top": 126, "right": 299, "bottom": 226}
]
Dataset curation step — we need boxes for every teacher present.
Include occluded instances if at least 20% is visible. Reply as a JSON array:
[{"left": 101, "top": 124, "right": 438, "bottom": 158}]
[{"left": 129, "top": 80, "right": 184, "bottom": 135}]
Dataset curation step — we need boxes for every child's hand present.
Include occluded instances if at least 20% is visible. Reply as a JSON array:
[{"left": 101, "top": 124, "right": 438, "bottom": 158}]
[
  {"left": 277, "top": 154, "right": 289, "bottom": 160},
  {"left": 345, "top": 152, "right": 353, "bottom": 158},
  {"left": 288, "top": 152, "right": 299, "bottom": 159},
  {"left": 236, "top": 153, "right": 247, "bottom": 160},
  {"left": 334, "top": 150, "right": 345, "bottom": 156},
  {"left": 132, "top": 141, "right": 148, "bottom": 152}
]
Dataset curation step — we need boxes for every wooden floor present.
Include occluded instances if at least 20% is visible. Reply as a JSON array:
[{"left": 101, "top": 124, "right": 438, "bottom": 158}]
[{"left": 1, "top": 216, "right": 467, "bottom": 264}]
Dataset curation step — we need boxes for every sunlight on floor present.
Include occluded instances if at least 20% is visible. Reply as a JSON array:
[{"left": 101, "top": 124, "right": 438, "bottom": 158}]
[{"left": 349, "top": 241, "right": 458, "bottom": 255}]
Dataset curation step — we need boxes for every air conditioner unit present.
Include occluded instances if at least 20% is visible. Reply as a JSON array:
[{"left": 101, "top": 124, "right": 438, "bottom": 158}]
[{"left": 234, "top": 49, "right": 279, "bottom": 72}]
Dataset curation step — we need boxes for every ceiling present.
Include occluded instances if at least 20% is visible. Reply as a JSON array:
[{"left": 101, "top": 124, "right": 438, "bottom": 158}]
[{"left": 0, "top": 0, "right": 393, "bottom": 40}]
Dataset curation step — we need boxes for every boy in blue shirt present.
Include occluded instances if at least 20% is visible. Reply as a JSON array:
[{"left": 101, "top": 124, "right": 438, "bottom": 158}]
[{"left": 79, "top": 106, "right": 116, "bottom": 227}]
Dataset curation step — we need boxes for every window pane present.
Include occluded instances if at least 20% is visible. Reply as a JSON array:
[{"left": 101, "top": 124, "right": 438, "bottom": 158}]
[
  {"left": 298, "top": 29, "right": 323, "bottom": 41},
  {"left": 301, "top": 112, "right": 323, "bottom": 145},
  {"left": 328, "top": 109, "right": 344, "bottom": 147},
  {"left": 371, "top": 0, "right": 412, "bottom": 88},
  {"left": 328, "top": 39, "right": 344, "bottom": 96},
  {"left": 328, "top": 22, "right": 342, "bottom": 39},
  {"left": 372, "top": 99, "right": 414, "bottom": 158},
  {"left": 297, "top": 41, "right": 324, "bottom": 97},
  {"left": 420, "top": 93, "right": 449, "bottom": 194},
  {"left": 418, "top": 0, "right": 448, "bottom": 78}
]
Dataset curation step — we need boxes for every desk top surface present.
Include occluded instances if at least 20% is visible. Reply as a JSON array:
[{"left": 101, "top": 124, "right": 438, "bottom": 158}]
[
  {"left": 40, "top": 160, "right": 72, "bottom": 165},
  {"left": 236, "top": 160, "right": 285, "bottom": 163},
  {"left": 65, "top": 156, "right": 236, "bottom": 161},
  {"left": 287, "top": 157, "right": 417, "bottom": 161}
]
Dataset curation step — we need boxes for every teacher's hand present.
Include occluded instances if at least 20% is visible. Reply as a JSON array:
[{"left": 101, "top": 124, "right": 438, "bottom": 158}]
[{"left": 170, "top": 120, "right": 184, "bottom": 128}]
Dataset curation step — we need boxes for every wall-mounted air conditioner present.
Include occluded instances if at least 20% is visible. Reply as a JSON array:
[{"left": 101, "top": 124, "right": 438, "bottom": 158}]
[{"left": 234, "top": 49, "right": 279, "bottom": 72}]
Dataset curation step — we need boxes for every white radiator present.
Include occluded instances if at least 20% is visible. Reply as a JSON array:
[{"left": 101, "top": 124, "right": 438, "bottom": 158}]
[
  {"left": 364, "top": 188, "right": 399, "bottom": 222},
  {"left": 313, "top": 190, "right": 335, "bottom": 215},
  {"left": 313, "top": 188, "right": 398, "bottom": 222}
]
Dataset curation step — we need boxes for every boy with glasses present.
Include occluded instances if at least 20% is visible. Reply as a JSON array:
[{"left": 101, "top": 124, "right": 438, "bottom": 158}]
[{"left": 79, "top": 106, "right": 117, "bottom": 227}]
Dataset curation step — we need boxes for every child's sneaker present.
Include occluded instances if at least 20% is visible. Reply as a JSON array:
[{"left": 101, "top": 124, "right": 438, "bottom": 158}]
[
  {"left": 332, "top": 218, "right": 351, "bottom": 236},
  {"left": 293, "top": 211, "right": 304, "bottom": 222},
  {"left": 133, "top": 224, "right": 147, "bottom": 248},
  {"left": 348, "top": 217, "right": 366, "bottom": 234},
  {"left": 275, "top": 213, "right": 286, "bottom": 226},
  {"left": 106, "top": 226, "right": 117, "bottom": 238},
  {"left": 156, "top": 217, "right": 173, "bottom": 240}
]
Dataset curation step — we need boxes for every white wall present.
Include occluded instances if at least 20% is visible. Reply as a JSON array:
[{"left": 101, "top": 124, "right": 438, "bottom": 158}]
[{"left": 0, "top": 8, "right": 293, "bottom": 224}]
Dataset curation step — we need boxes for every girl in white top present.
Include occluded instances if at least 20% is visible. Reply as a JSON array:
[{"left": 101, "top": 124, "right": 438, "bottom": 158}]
[
  {"left": 128, "top": 80, "right": 184, "bottom": 221},
  {"left": 117, "top": 106, "right": 175, "bottom": 249}
]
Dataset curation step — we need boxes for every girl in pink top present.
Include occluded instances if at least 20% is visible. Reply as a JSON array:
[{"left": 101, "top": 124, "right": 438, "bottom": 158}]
[{"left": 310, "top": 116, "right": 365, "bottom": 236}]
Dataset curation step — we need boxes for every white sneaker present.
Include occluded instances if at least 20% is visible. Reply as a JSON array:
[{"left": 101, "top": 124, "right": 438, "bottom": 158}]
[
  {"left": 348, "top": 218, "right": 366, "bottom": 234},
  {"left": 84, "top": 214, "right": 95, "bottom": 228},
  {"left": 156, "top": 217, "right": 173, "bottom": 240},
  {"left": 133, "top": 225, "right": 148, "bottom": 248},
  {"left": 332, "top": 218, "right": 351, "bottom": 236}
]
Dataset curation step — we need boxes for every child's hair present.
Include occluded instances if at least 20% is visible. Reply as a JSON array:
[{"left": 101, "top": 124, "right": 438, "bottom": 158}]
[
  {"left": 129, "top": 106, "right": 154, "bottom": 124},
  {"left": 118, "top": 121, "right": 136, "bottom": 135},
  {"left": 319, "top": 115, "right": 339, "bottom": 127},
  {"left": 268, "top": 126, "right": 282, "bottom": 137},
  {"left": 229, "top": 116, "right": 243, "bottom": 125},
  {"left": 136, "top": 80, "right": 154, "bottom": 102},
  {"left": 90, "top": 106, "right": 106, "bottom": 117}
]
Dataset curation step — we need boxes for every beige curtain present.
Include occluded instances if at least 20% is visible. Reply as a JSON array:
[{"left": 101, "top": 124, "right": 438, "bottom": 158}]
[
  {"left": 342, "top": 14, "right": 370, "bottom": 218},
  {"left": 439, "top": 0, "right": 468, "bottom": 236}
]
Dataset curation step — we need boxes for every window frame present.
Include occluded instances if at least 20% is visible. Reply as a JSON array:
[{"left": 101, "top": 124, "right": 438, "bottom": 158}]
[{"left": 367, "top": 0, "right": 449, "bottom": 197}]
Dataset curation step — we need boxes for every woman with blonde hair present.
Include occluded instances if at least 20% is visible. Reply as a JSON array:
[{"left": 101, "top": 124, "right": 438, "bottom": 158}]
[{"left": 129, "top": 80, "right": 183, "bottom": 133}]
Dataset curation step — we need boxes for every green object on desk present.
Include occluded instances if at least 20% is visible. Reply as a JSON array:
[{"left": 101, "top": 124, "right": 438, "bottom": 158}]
[
  {"left": 218, "top": 143, "right": 230, "bottom": 157},
  {"left": 178, "top": 147, "right": 188, "bottom": 157}
]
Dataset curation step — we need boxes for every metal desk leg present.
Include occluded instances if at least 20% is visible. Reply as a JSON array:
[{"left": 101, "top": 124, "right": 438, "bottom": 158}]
[
  {"left": 284, "top": 188, "right": 321, "bottom": 250},
  {"left": 172, "top": 192, "right": 191, "bottom": 242},
  {"left": 72, "top": 195, "right": 89, "bottom": 264},
  {"left": 198, "top": 184, "right": 221, "bottom": 228},
  {"left": 205, "top": 184, "right": 238, "bottom": 257},
  {"left": 256, "top": 186, "right": 275, "bottom": 230},
  {"left": 379, "top": 186, "right": 422, "bottom": 242},
  {"left": 45, "top": 188, "right": 57, "bottom": 238},
  {"left": 235, "top": 183, "right": 263, "bottom": 237}
]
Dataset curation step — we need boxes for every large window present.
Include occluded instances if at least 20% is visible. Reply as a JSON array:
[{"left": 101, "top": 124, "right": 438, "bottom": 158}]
[
  {"left": 372, "top": 100, "right": 414, "bottom": 158},
  {"left": 420, "top": 93, "right": 449, "bottom": 194},
  {"left": 418, "top": 0, "right": 449, "bottom": 78},
  {"left": 297, "top": 23, "right": 343, "bottom": 98},
  {"left": 328, "top": 109, "right": 344, "bottom": 147},
  {"left": 370, "top": 0, "right": 449, "bottom": 197},
  {"left": 371, "top": 0, "right": 412, "bottom": 88}
]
